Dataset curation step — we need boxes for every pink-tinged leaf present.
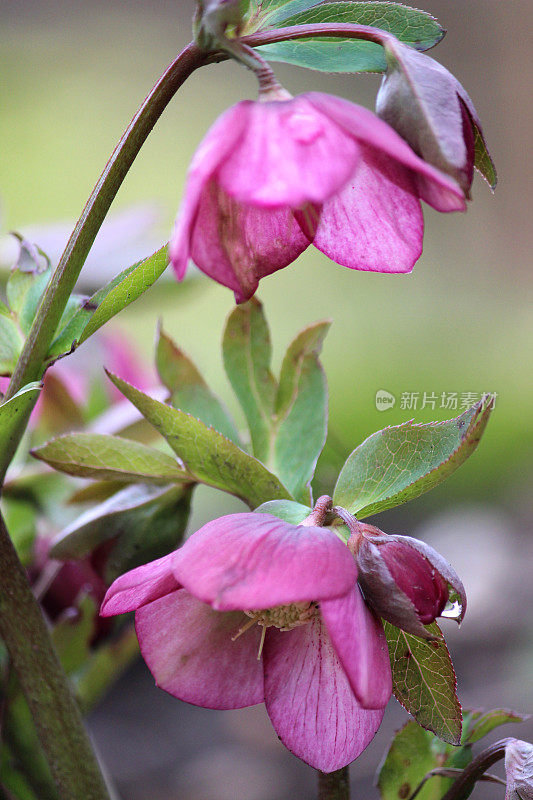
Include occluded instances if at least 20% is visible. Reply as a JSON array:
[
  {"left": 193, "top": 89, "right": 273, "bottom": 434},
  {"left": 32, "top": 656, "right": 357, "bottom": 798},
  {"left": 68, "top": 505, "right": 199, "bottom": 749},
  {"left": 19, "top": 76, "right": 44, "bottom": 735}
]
[
  {"left": 321, "top": 586, "right": 392, "bottom": 709},
  {"left": 384, "top": 621, "right": 462, "bottom": 745},
  {"left": 172, "top": 512, "right": 357, "bottom": 611},
  {"left": 136, "top": 589, "right": 264, "bottom": 710},
  {"left": 462, "top": 708, "right": 529, "bottom": 745},
  {"left": 264, "top": 615, "right": 384, "bottom": 771}
]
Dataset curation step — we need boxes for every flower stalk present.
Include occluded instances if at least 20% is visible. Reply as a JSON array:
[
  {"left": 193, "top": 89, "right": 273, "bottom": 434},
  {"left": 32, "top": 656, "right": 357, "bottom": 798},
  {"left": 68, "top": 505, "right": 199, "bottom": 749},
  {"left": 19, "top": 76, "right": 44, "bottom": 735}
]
[
  {"left": 0, "top": 512, "right": 111, "bottom": 800},
  {"left": 5, "top": 41, "right": 206, "bottom": 405},
  {"left": 438, "top": 739, "right": 512, "bottom": 800},
  {"left": 318, "top": 767, "right": 350, "bottom": 800}
]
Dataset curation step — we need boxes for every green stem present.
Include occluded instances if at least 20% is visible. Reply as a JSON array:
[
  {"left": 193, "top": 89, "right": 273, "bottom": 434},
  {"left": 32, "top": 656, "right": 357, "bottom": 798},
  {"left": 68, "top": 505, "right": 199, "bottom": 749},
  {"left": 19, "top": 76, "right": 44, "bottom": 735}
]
[
  {"left": 0, "top": 512, "right": 109, "bottom": 799},
  {"left": 5, "top": 41, "right": 205, "bottom": 404},
  {"left": 318, "top": 767, "right": 350, "bottom": 800}
]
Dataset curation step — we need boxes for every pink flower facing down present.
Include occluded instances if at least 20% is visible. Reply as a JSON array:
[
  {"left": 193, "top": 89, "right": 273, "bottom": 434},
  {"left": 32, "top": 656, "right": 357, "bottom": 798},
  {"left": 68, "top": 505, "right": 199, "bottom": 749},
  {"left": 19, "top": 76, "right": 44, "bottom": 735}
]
[
  {"left": 169, "top": 91, "right": 466, "bottom": 303},
  {"left": 101, "top": 511, "right": 392, "bottom": 772}
]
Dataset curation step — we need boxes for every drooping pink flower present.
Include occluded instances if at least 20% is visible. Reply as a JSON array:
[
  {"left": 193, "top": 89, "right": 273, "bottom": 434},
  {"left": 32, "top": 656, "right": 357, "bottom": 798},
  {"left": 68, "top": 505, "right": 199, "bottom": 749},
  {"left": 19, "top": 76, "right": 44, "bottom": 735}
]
[
  {"left": 169, "top": 91, "right": 466, "bottom": 303},
  {"left": 101, "top": 511, "right": 392, "bottom": 772}
]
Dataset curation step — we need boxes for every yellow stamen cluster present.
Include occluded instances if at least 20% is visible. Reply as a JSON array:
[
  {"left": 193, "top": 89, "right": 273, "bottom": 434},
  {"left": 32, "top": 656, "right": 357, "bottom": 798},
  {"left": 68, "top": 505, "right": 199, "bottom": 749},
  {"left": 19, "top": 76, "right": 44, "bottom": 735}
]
[{"left": 245, "top": 601, "right": 318, "bottom": 631}]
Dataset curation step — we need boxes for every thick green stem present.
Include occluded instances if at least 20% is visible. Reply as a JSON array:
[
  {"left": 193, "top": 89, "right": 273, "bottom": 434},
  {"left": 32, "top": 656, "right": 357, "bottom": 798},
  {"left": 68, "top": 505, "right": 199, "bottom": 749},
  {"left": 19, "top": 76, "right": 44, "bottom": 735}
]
[
  {"left": 0, "top": 513, "right": 109, "bottom": 799},
  {"left": 318, "top": 767, "right": 350, "bottom": 800},
  {"left": 5, "top": 41, "right": 205, "bottom": 404}
]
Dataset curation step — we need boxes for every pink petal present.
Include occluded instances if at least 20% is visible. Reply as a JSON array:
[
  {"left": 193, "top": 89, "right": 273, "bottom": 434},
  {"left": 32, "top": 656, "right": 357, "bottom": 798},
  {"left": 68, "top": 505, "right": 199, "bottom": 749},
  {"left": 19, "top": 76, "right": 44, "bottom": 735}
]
[
  {"left": 172, "top": 513, "right": 357, "bottom": 611},
  {"left": 217, "top": 97, "right": 361, "bottom": 208},
  {"left": 320, "top": 586, "right": 391, "bottom": 709},
  {"left": 136, "top": 589, "right": 264, "bottom": 709},
  {"left": 306, "top": 92, "right": 466, "bottom": 212},
  {"left": 100, "top": 553, "right": 179, "bottom": 617},
  {"left": 313, "top": 145, "right": 423, "bottom": 272},
  {"left": 189, "top": 178, "right": 310, "bottom": 303},
  {"left": 169, "top": 103, "right": 248, "bottom": 280},
  {"left": 263, "top": 616, "right": 384, "bottom": 772}
]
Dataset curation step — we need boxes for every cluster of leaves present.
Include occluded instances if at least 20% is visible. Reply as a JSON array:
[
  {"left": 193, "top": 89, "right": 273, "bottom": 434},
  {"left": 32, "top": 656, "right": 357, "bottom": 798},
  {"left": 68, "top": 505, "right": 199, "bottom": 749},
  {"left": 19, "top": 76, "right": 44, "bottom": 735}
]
[
  {"left": 34, "top": 299, "right": 494, "bottom": 745},
  {"left": 378, "top": 708, "right": 529, "bottom": 800},
  {"left": 0, "top": 235, "right": 169, "bottom": 384}
]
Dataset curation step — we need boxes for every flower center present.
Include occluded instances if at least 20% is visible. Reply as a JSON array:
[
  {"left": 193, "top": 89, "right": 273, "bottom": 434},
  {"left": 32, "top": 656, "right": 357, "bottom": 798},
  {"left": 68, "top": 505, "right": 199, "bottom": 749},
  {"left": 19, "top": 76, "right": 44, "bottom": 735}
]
[
  {"left": 245, "top": 601, "right": 318, "bottom": 631},
  {"left": 231, "top": 602, "right": 318, "bottom": 660}
]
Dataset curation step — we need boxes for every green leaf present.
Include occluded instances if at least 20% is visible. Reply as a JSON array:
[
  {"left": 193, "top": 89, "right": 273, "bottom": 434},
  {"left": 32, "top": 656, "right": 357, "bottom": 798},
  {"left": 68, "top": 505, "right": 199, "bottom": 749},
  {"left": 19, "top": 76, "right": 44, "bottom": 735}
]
[
  {"left": 384, "top": 621, "right": 462, "bottom": 744},
  {"left": 18, "top": 269, "right": 52, "bottom": 335},
  {"left": 0, "top": 382, "right": 42, "bottom": 481},
  {"left": 377, "top": 720, "right": 471, "bottom": 800},
  {"left": 273, "top": 321, "right": 329, "bottom": 504},
  {"left": 51, "top": 483, "right": 192, "bottom": 582},
  {"left": 156, "top": 326, "right": 242, "bottom": 445},
  {"left": 255, "top": 498, "right": 311, "bottom": 523},
  {"left": 333, "top": 396, "right": 494, "bottom": 518},
  {"left": 473, "top": 125, "right": 497, "bottom": 189},
  {"left": 32, "top": 432, "right": 189, "bottom": 484},
  {"left": 223, "top": 298, "right": 277, "bottom": 461},
  {"left": 255, "top": 2, "right": 445, "bottom": 74},
  {"left": 48, "top": 245, "right": 168, "bottom": 357},
  {"left": 107, "top": 371, "right": 292, "bottom": 509},
  {"left": 462, "top": 708, "right": 529, "bottom": 745},
  {"left": 6, "top": 268, "right": 37, "bottom": 315},
  {"left": 0, "top": 314, "right": 24, "bottom": 373}
]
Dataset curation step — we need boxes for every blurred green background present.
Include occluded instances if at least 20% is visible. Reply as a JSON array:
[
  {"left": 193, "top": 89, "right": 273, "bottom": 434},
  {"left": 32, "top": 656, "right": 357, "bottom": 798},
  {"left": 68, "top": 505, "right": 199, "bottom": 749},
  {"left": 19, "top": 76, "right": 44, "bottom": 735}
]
[
  {"left": 1, "top": 0, "right": 531, "bottom": 511},
  {"left": 1, "top": 2, "right": 532, "bottom": 798}
]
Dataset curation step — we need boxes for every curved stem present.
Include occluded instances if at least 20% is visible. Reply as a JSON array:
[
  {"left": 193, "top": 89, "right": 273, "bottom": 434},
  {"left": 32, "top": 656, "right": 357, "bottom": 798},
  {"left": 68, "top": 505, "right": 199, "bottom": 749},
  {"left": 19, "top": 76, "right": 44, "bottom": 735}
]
[
  {"left": 438, "top": 739, "right": 512, "bottom": 800},
  {"left": 0, "top": 512, "right": 110, "bottom": 799},
  {"left": 242, "top": 22, "right": 393, "bottom": 49},
  {"left": 318, "top": 767, "right": 350, "bottom": 800},
  {"left": 5, "top": 41, "right": 206, "bottom": 403}
]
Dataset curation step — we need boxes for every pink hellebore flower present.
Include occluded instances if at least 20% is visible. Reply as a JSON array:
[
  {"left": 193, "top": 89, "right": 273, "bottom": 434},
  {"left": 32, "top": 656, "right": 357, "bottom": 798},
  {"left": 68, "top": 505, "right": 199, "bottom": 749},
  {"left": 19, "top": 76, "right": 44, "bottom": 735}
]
[
  {"left": 169, "top": 91, "right": 466, "bottom": 303},
  {"left": 101, "top": 512, "right": 392, "bottom": 772}
]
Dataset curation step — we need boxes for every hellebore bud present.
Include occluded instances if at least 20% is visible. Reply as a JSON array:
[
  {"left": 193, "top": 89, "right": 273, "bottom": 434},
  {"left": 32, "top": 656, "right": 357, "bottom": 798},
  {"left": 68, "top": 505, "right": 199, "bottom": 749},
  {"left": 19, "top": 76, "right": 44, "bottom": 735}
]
[
  {"left": 505, "top": 739, "right": 533, "bottom": 800},
  {"left": 194, "top": 0, "right": 248, "bottom": 49},
  {"left": 376, "top": 39, "right": 496, "bottom": 196},
  {"left": 350, "top": 523, "right": 466, "bottom": 639}
]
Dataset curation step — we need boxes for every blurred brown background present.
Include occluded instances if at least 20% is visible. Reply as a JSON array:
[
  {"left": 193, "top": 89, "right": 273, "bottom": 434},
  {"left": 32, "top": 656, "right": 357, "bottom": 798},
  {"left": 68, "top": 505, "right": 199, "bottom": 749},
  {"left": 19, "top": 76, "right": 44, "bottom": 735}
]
[{"left": 1, "top": 1, "right": 532, "bottom": 798}]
